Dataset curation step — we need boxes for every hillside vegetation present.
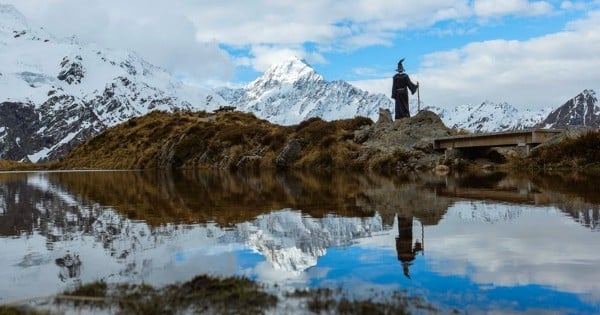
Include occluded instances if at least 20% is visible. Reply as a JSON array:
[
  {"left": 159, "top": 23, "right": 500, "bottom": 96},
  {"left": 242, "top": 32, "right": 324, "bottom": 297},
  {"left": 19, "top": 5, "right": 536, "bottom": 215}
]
[
  {"left": 0, "top": 159, "right": 52, "bottom": 171},
  {"left": 0, "top": 109, "right": 455, "bottom": 172},
  {"left": 526, "top": 129, "right": 600, "bottom": 170},
  {"left": 58, "top": 110, "right": 391, "bottom": 170}
]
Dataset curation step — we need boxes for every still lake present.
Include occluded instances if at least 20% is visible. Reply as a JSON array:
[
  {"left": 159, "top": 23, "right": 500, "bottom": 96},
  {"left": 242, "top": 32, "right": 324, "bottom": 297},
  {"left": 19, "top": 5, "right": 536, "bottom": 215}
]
[{"left": 0, "top": 170, "right": 598, "bottom": 314}]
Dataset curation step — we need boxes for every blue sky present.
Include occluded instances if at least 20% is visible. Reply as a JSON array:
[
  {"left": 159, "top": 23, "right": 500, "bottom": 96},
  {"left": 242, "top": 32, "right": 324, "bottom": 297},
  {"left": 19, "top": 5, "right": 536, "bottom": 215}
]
[
  {"left": 6, "top": 0, "right": 600, "bottom": 109},
  {"left": 235, "top": 7, "right": 579, "bottom": 82}
]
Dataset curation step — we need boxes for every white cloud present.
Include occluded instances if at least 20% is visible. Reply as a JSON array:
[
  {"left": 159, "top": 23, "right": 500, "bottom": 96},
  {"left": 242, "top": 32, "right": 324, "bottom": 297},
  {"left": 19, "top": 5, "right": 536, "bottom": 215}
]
[
  {"left": 473, "top": 0, "right": 554, "bottom": 17},
  {"left": 247, "top": 45, "right": 326, "bottom": 72},
  {"left": 3, "top": 0, "right": 543, "bottom": 79},
  {"left": 4, "top": 0, "right": 596, "bottom": 98},
  {"left": 184, "top": 1, "right": 476, "bottom": 70},
  {"left": 351, "top": 78, "right": 392, "bottom": 98},
  {"left": 427, "top": 203, "right": 600, "bottom": 300},
  {"left": 4, "top": 0, "right": 235, "bottom": 84},
  {"left": 355, "top": 10, "right": 600, "bottom": 110},
  {"left": 352, "top": 66, "right": 386, "bottom": 77},
  {"left": 562, "top": 0, "right": 597, "bottom": 10}
]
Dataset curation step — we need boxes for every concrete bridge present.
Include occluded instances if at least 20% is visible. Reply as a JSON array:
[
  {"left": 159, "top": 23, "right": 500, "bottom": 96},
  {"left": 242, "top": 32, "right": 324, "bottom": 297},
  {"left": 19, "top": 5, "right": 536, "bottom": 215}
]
[{"left": 433, "top": 129, "right": 563, "bottom": 157}]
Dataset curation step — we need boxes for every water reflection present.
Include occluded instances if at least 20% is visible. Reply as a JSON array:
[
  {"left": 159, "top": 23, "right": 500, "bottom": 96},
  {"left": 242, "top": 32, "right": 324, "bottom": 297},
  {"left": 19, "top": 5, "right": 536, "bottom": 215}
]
[
  {"left": 55, "top": 251, "right": 81, "bottom": 282},
  {"left": 396, "top": 214, "right": 423, "bottom": 279},
  {"left": 438, "top": 171, "right": 600, "bottom": 230},
  {"left": 0, "top": 170, "right": 598, "bottom": 314}
]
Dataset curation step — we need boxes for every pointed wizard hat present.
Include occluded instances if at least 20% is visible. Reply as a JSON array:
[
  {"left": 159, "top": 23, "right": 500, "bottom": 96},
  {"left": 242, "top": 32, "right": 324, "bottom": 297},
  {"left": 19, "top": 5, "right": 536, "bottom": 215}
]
[{"left": 396, "top": 58, "right": 405, "bottom": 72}]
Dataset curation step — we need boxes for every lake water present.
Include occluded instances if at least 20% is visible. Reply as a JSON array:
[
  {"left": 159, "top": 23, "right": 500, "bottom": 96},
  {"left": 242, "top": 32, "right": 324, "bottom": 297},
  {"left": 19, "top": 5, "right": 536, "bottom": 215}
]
[{"left": 0, "top": 170, "right": 598, "bottom": 314}]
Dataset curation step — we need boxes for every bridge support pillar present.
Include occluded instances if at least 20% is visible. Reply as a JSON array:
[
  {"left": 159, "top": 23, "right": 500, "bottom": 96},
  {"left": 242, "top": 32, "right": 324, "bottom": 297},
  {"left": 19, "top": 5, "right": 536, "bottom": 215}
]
[
  {"left": 444, "top": 148, "right": 461, "bottom": 160},
  {"left": 516, "top": 143, "right": 532, "bottom": 156}
]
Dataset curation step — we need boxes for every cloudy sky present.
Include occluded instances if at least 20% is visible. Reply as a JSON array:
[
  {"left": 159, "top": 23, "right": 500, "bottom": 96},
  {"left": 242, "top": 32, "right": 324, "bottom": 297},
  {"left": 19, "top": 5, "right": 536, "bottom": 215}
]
[{"left": 5, "top": 0, "right": 600, "bottom": 109}]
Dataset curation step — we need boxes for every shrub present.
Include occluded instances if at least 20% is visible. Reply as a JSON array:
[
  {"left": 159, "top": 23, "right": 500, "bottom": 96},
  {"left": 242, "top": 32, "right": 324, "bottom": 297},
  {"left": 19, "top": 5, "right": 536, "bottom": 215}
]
[
  {"left": 216, "top": 125, "right": 266, "bottom": 145},
  {"left": 261, "top": 130, "right": 289, "bottom": 151},
  {"left": 334, "top": 116, "right": 373, "bottom": 131},
  {"left": 371, "top": 149, "right": 412, "bottom": 172},
  {"left": 295, "top": 117, "right": 324, "bottom": 132},
  {"left": 296, "top": 119, "right": 337, "bottom": 145},
  {"left": 530, "top": 130, "right": 600, "bottom": 168}
]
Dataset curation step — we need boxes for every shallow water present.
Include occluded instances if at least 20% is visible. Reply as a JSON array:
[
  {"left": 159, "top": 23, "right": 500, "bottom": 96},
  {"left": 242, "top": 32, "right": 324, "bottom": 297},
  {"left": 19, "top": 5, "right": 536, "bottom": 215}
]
[{"left": 0, "top": 170, "right": 598, "bottom": 314}]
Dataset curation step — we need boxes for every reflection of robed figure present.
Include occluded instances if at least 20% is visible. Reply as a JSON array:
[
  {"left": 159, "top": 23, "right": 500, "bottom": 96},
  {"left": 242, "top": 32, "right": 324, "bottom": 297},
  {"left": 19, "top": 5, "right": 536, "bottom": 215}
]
[
  {"left": 396, "top": 214, "right": 422, "bottom": 279},
  {"left": 391, "top": 58, "right": 418, "bottom": 119}
]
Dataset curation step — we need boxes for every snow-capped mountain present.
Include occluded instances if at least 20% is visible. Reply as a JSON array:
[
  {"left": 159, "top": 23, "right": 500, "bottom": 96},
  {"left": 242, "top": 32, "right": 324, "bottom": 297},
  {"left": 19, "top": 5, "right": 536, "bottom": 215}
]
[
  {"left": 217, "top": 57, "right": 393, "bottom": 125},
  {"left": 538, "top": 89, "right": 599, "bottom": 128},
  {"left": 217, "top": 57, "right": 570, "bottom": 133},
  {"left": 424, "top": 102, "right": 552, "bottom": 133},
  {"left": 0, "top": 4, "right": 226, "bottom": 162}
]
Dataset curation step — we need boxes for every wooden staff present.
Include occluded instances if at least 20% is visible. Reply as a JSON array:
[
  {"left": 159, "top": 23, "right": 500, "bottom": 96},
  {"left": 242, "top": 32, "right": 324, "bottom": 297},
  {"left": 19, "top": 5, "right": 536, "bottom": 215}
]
[{"left": 417, "top": 81, "right": 421, "bottom": 112}]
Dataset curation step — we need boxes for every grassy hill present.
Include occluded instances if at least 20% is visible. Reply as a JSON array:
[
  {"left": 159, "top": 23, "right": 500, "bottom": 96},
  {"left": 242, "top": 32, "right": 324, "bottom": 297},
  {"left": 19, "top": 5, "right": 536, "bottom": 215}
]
[{"left": 58, "top": 110, "right": 383, "bottom": 170}]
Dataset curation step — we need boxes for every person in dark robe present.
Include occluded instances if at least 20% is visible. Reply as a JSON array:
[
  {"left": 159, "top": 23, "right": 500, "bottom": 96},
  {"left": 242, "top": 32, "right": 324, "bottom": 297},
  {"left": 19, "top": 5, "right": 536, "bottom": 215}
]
[{"left": 391, "top": 58, "right": 419, "bottom": 119}]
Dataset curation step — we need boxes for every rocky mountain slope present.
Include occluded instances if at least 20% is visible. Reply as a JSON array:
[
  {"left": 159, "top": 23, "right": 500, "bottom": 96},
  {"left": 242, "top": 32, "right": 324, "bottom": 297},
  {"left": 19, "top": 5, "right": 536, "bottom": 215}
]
[
  {"left": 217, "top": 57, "right": 392, "bottom": 125},
  {"left": 424, "top": 102, "right": 552, "bottom": 133},
  {"left": 538, "top": 89, "right": 599, "bottom": 128},
  {"left": 0, "top": 4, "right": 225, "bottom": 162}
]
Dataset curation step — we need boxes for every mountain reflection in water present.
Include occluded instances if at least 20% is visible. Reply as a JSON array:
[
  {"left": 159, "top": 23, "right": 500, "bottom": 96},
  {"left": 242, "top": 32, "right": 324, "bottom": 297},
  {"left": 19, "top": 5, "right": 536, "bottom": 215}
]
[{"left": 0, "top": 170, "right": 598, "bottom": 314}]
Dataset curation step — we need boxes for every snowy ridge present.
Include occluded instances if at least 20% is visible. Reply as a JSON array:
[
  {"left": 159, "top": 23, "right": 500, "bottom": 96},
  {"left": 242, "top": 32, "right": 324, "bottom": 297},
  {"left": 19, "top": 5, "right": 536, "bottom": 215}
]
[
  {"left": 237, "top": 210, "right": 384, "bottom": 273},
  {"left": 217, "top": 57, "right": 394, "bottom": 125},
  {"left": 0, "top": 4, "right": 226, "bottom": 162},
  {"left": 425, "top": 101, "right": 552, "bottom": 133},
  {"left": 444, "top": 201, "right": 524, "bottom": 223}
]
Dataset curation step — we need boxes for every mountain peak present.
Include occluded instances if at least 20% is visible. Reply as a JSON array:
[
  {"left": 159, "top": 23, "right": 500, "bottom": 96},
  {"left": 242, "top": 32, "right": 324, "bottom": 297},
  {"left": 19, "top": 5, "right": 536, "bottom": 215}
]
[
  {"left": 568, "top": 89, "right": 597, "bottom": 107},
  {"left": 580, "top": 89, "right": 597, "bottom": 99},
  {"left": 539, "top": 89, "right": 599, "bottom": 128},
  {"left": 217, "top": 57, "right": 391, "bottom": 125},
  {"left": 256, "top": 56, "right": 323, "bottom": 85}
]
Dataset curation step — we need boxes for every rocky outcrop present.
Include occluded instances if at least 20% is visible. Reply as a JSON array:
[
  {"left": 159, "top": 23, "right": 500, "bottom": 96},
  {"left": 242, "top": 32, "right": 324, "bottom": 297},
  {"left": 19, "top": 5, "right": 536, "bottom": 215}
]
[
  {"left": 57, "top": 56, "right": 84, "bottom": 84},
  {"left": 352, "top": 110, "right": 454, "bottom": 171},
  {"left": 358, "top": 110, "right": 453, "bottom": 152},
  {"left": 275, "top": 139, "right": 302, "bottom": 168},
  {"left": 0, "top": 102, "right": 40, "bottom": 161},
  {"left": 0, "top": 96, "right": 105, "bottom": 162}
]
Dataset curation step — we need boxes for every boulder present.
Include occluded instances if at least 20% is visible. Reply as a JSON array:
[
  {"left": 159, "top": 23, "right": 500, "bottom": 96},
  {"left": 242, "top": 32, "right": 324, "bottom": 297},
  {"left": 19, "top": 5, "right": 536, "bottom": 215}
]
[
  {"left": 412, "top": 139, "right": 434, "bottom": 153},
  {"left": 376, "top": 108, "right": 393, "bottom": 125},
  {"left": 274, "top": 139, "right": 302, "bottom": 168}
]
